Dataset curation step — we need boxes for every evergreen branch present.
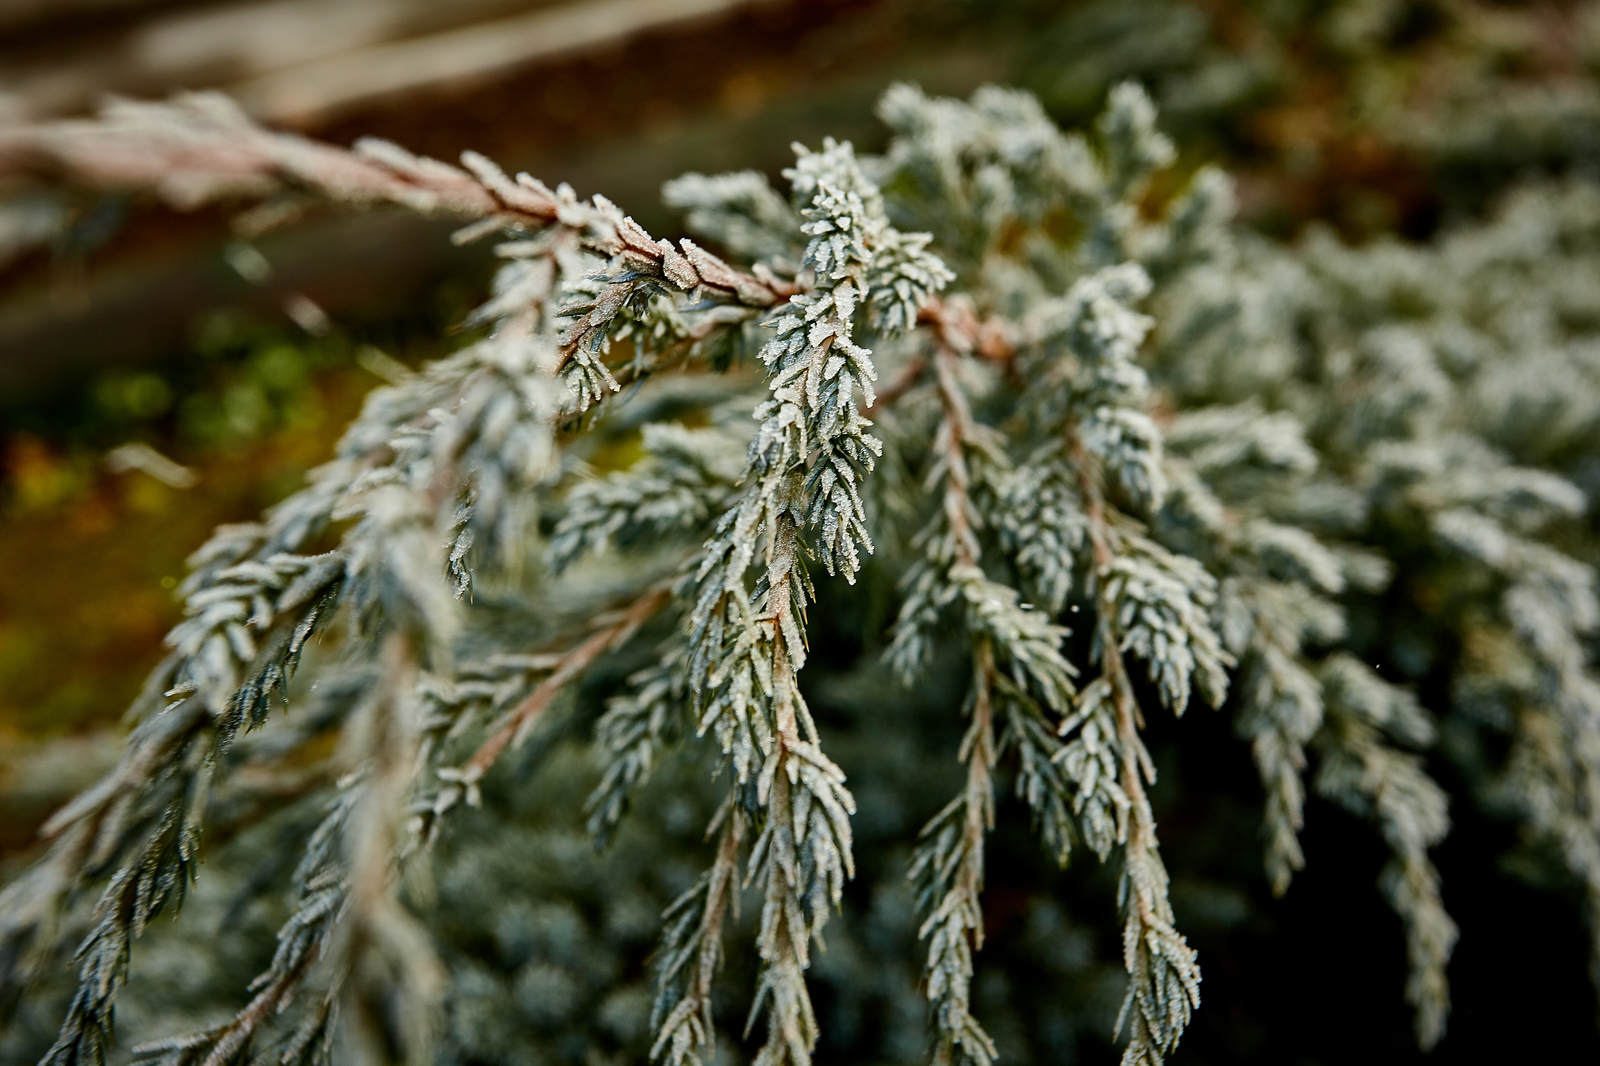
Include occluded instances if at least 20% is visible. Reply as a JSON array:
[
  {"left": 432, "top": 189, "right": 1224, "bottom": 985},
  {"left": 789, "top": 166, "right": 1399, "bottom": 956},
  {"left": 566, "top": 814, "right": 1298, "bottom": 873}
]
[
  {"left": 28, "top": 556, "right": 344, "bottom": 1066},
  {"left": 908, "top": 342, "right": 1000, "bottom": 1066},
  {"left": 651, "top": 803, "right": 745, "bottom": 1066},
  {"left": 1157, "top": 443, "right": 1332, "bottom": 896},
  {"left": 1316, "top": 704, "right": 1456, "bottom": 1048},
  {"left": 11, "top": 254, "right": 584, "bottom": 1057},
  {"left": 586, "top": 641, "right": 692, "bottom": 844},
  {"left": 130, "top": 791, "right": 350, "bottom": 1066},
  {"left": 1239, "top": 639, "right": 1323, "bottom": 895},
  {"left": 6, "top": 74, "right": 1596, "bottom": 1066},
  {"left": 662, "top": 170, "right": 803, "bottom": 267},
  {"left": 551, "top": 425, "right": 747, "bottom": 575},
  {"left": 1000, "top": 680, "right": 1078, "bottom": 866},
  {"left": 681, "top": 136, "right": 941, "bottom": 1066},
  {"left": 134, "top": 636, "right": 441, "bottom": 1066},
  {"left": 907, "top": 336, "right": 1081, "bottom": 1066},
  {"left": 319, "top": 637, "right": 443, "bottom": 1066},
  {"left": 1070, "top": 437, "right": 1200, "bottom": 1066},
  {"left": 424, "top": 584, "right": 672, "bottom": 833},
  {"left": 911, "top": 649, "right": 1000, "bottom": 1066}
]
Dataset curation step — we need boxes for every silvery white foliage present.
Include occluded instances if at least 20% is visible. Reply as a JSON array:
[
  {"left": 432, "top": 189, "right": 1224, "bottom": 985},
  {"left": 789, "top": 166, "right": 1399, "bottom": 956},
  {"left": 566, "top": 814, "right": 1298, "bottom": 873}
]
[
  {"left": 1098, "top": 533, "right": 1231, "bottom": 716},
  {"left": 139, "top": 646, "right": 442, "bottom": 1066},
  {"left": 550, "top": 424, "right": 747, "bottom": 574},
  {"left": 1332, "top": 327, "right": 1454, "bottom": 448},
  {"left": 1143, "top": 165, "right": 1235, "bottom": 281},
  {"left": 875, "top": 82, "right": 1102, "bottom": 253},
  {"left": 743, "top": 139, "right": 900, "bottom": 582},
  {"left": 1152, "top": 461, "right": 1229, "bottom": 549},
  {"left": 662, "top": 170, "right": 802, "bottom": 267},
  {"left": 854, "top": 116, "right": 1237, "bottom": 1062},
  {"left": 649, "top": 803, "right": 743, "bottom": 1066},
  {"left": 686, "top": 474, "right": 794, "bottom": 787},
  {"left": 13, "top": 75, "right": 1600, "bottom": 1066},
  {"left": 1054, "top": 678, "right": 1132, "bottom": 862},
  {"left": 165, "top": 550, "right": 346, "bottom": 719},
  {"left": 688, "top": 136, "right": 898, "bottom": 770},
  {"left": 1143, "top": 151, "right": 1600, "bottom": 1045},
  {"left": 1063, "top": 516, "right": 1206, "bottom": 1066},
  {"left": 1316, "top": 658, "right": 1455, "bottom": 1048},
  {"left": 1079, "top": 408, "right": 1167, "bottom": 515},
  {"left": 1319, "top": 655, "right": 1433, "bottom": 748},
  {"left": 894, "top": 342, "right": 1081, "bottom": 1066},
  {"left": 997, "top": 453, "right": 1091, "bottom": 615},
  {"left": 1071, "top": 517, "right": 1209, "bottom": 1066},
  {"left": 679, "top": 135, "right": 943, "bottom": 1066},
  {"left": 864, "top": 228, "right": 956, "bottom": 335},
  {"left": 1239, "top": 520, "right": 1346, "bottom": 597},
  {"left": 1500, "top": 692, "right": 1600, "bottom": 995},
  {"left": 136, "top": 346, "right": 464, "bottom": 722},
  {"left": 1000, "top": 683, "right": 1080, "bottom": 867},
  {"left": 886, "top": 414, "right": 1012, "bottom": 685},
  {"left": 414, "top": 335, "right": 565, "bottom": 601},
  {"left": 1236, "top": 637, "right": 1323, "bottom": 893},
  {"left": 339, "top": 483, "right": 462, "bottom": 649},
  {"left": 558, "top": 274, "right": 663, "bottom": 405},
  {"left": 4, "top": 133, "right": 666, "bottom": 1063},
  {"left": 52, "top": 571, "right": 447, "bottom": 1066},
  {"left": 119, "top": 493, "right": 458, "bottom": 1066},
  {"left": 1162, "top": 422, "right": 1350, "bottom": 901},
  {"left": 1029, "top": 264, "right": 1153, "bottom": 371},
  {"left": 24, "top": 418, "right": 458, "bottom": 1066},
  {"left": 1096, "top": 82, "right": 1176, "bottom": 199},
  {"left": 498, "top": 165, "right": 793, "bottom": 389},
  {"left": 1113, "top": 835, "right": 1201, "bottom": 1066},
  {"left": 1163, "top": 403, "right": 1317, "bottom": 483},
  {"left": 911, "top": 782, "right": 1001, "bottom": 1066},
  {"left": 1028, "top": 263, "right": 1166, "bottom": 513},
  {"left": 558, "top": 270, "right": 691, "bottom": 381},
  {"left": 129, "top": 790, "right": 354, "bottom": 1066},
  {"left": 962, "top": 573, "right": 1078, "bottom": 706},
  {"left": 406, "top": 652, "right": 565, "bottom": 849},
  {"left": 965, "top": 85, "right": 1104, "bottom": 207},
  {"left": 1149, "top": 241, "right": 1312, "bottom": 400},
  {"left": 1467, "top": 467, "right": 1588, "bottom": 534},
  {"left": 1372, "top": 435, "right": 1589, "bottom": 542},
  {"left": 1390, "top": 74, "right": 1600, "bottom": 201},
  {"left": 584, "top": 642, "right": 691, "bottom": 842}
]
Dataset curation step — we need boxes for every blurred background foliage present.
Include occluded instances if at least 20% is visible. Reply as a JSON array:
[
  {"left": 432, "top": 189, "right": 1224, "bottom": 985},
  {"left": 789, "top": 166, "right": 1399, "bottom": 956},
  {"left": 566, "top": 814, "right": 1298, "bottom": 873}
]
[{"left": 0, "top": 0, "right": 1598, "bottom": 1056}]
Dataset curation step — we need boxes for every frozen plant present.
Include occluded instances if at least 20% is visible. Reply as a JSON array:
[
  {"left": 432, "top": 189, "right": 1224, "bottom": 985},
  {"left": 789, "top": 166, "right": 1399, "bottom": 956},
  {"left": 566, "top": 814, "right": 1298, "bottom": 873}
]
[{"left": 0, "top": 80, "right": 1597, "bottom": 1066}]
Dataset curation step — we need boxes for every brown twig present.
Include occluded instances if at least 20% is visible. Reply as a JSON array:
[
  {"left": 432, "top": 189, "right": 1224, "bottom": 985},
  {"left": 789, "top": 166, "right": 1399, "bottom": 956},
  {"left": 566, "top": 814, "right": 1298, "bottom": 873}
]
[
  {"left": 870, "top": 354, "right": 928, "bottom": 411},
  {"left": 465, "top": 584, "right": 671, "bottom": 777},
  {"left": 1066, "top": 430, "right": 1164, "bottom": 923},
  {"left": 923, "top": 329, "right": 1000, "bottom": 1066},
  {"left": 864, "top": 297, "right": 1019, "bottom": 416},
  {"left": 918, "top": 296, "right": 1018, "bottom": 364},
  {"left": 0, "top": 95, "right": 796, "bottom": 313}
]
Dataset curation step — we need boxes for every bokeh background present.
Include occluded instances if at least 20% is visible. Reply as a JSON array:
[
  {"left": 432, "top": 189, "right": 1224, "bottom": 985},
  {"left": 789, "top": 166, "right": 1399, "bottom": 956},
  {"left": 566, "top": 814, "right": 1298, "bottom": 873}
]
[{"left": 2, "top": 0, "right": 1598, "bottom": 1060}]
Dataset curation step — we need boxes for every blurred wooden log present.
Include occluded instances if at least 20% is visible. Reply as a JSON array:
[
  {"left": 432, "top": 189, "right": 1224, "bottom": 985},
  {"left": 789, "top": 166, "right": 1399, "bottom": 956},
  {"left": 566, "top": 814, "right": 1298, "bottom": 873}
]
[
  {"left": 1, "top": 0, "right": 777, "bottom": 125},
  {"left": 231, "top": 0, "right": 786, "bottom": 126}
]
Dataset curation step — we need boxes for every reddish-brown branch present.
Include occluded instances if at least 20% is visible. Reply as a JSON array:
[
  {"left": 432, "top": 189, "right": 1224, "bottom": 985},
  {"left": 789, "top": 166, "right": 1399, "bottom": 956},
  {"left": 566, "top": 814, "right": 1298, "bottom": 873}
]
[
  {"left": 918, "top": 296, "right": 1018, "bottom": 365},
  {"left": 0, "top": 96, "right": 794, "bottom": 310},
  {"left": 865, "top": 297, "right": 1018, "bottom": 417},
  {"left": 870, "top": 353, "right": 928, "bottom": 410},
  {"left": 465, "top": 584, "right": 670, "bottom": 777},
  {"left": 1067, "top": 431, "right": 1160, "bottom": 925},
  {"left": 932, "top": 342, "right": 980, "bottom": 569}
]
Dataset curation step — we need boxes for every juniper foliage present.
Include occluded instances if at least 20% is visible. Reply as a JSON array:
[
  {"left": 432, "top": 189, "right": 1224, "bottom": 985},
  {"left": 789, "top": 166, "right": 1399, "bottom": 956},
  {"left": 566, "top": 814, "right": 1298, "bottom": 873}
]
[{"left": 2, "top": 81, "right": 1599, "bottom": 1066}]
